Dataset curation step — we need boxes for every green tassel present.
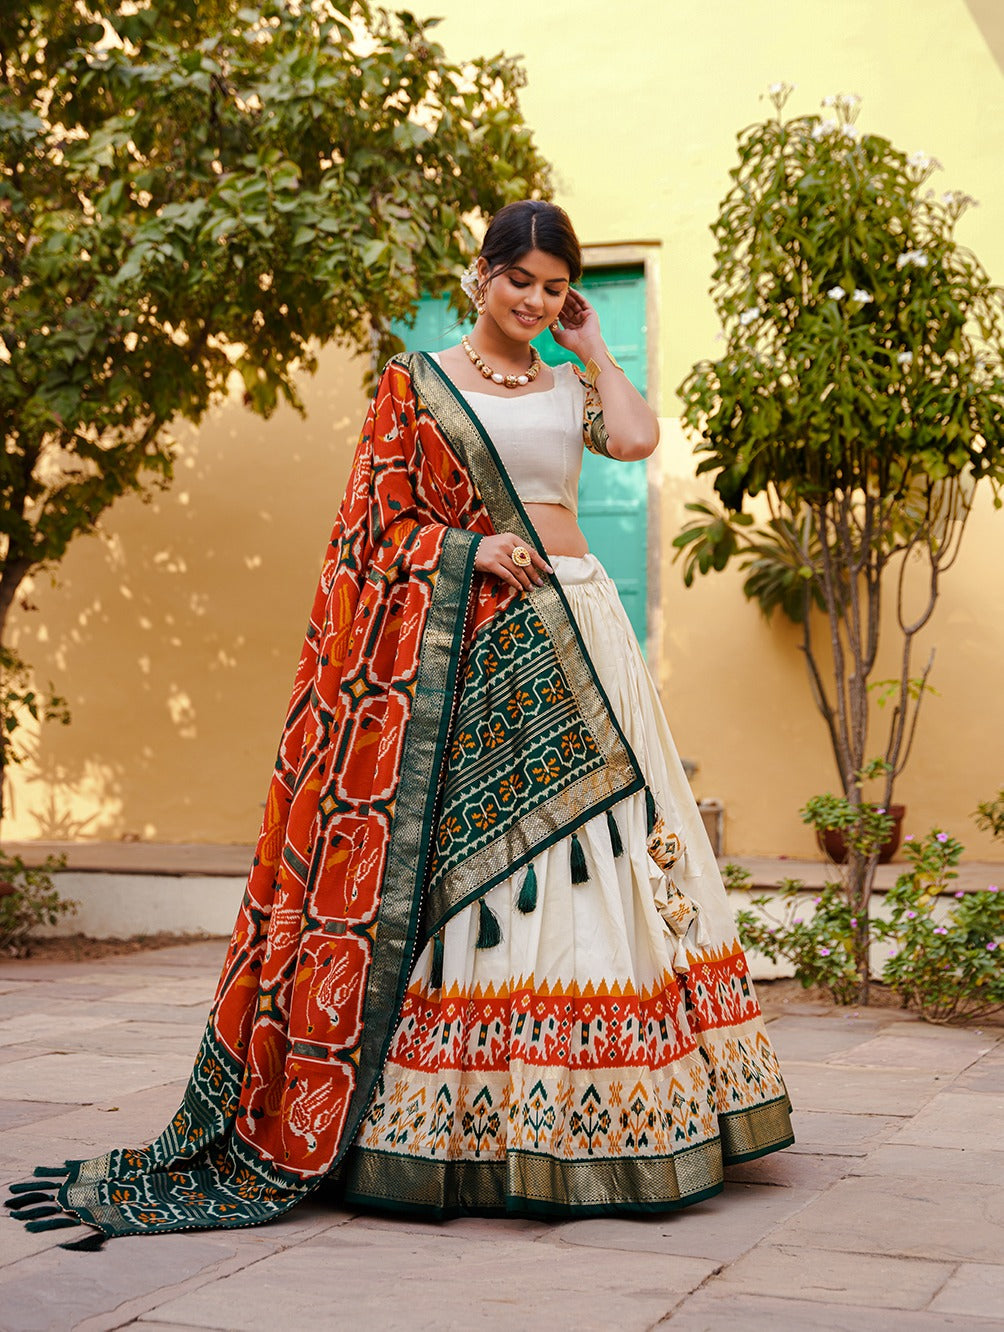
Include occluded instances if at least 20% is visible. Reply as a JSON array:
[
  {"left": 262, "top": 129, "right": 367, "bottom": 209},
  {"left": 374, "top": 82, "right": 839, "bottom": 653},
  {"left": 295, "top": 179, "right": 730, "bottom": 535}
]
[
  {"left": 570, "top": 832, "right": 589, "bottom": 884},
  {"left": 25, "top": 1217, "right": 80, "bottom": 1233},
  {"left": 645, "top": 788, "right": 657, "bottom": 836},
  {"left": 10, "top": 1180, "right": 54, "bottom": 1195},
  {"left": 33, "top": 1165, "right": 70, "bottom": 1179},
  {"left": 606, "top": 809, "right": 624, "bottom": 858},
  {"left": 60, "top": 1231, "right": 107, "bottom": 1252},
  {"left": 476, "top": 897, "right": 502, "bottom": 949},
  {"left": 12, "top": 1205, "right": 62, "bottom": 1221},
  {"left": 429, "top": 931, "right": 444, "bottom": 989},
  {"left": 6, "top": 1192, "right": 52, "bottom": 1208},
  {"left": 516, "top": 864, "right": 538, "bottom": 913}
]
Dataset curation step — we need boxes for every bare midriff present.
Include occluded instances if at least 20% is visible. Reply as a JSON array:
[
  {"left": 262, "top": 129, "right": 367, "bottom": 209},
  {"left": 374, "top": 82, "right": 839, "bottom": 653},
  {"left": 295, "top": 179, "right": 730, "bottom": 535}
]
[{"left": 525, "top": 502, "right": 589, "bottom": 558}]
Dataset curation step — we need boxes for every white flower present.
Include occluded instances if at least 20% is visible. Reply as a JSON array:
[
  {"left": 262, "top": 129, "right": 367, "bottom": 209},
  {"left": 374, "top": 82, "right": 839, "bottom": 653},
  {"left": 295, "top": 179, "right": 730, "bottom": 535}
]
[
  {"left": 852, "top": 288, "right": 873, "bottom": 304},
  {"left": 907, "top": 151, "right": 942, "bottom": 172},
  {"left": 896, "top": 249, "right": 929, "bottom": 270},
  {"left": 459, "top": 259, "right": 480, "bottom": 302},
  {"left": 942, "top": 190, "right": 979, "bottom": 210},
  {"left": 812, "top": 119, "right": 838, "bottom": 140},
  {"left": 827, "top": 285, "right": 847, "bottom": 301},
  {"left": 897, "top": 351, "right": 914, "bottom": 368},
  {"left": 842, "top": 124, "right": 859, "bottom": 142},
  {"left": 738, "top": 306, "right": 761, "bottom": 326},
  {"left": 822, "top": 92, "right": 861, "bottom": 115}
]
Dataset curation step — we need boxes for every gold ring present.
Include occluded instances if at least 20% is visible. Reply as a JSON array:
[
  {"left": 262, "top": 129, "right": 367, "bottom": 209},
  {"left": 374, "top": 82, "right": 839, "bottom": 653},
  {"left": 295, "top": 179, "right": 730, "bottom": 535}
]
[{"left": 511, "top": 546, "right": 532, "bottom": 568}]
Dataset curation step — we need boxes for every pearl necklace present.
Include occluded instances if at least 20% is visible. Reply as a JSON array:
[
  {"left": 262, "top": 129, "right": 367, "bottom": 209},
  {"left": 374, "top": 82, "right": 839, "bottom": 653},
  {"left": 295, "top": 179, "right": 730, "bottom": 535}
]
[{"left": 462, "top": 335, "right": 542, "bottom": 389}]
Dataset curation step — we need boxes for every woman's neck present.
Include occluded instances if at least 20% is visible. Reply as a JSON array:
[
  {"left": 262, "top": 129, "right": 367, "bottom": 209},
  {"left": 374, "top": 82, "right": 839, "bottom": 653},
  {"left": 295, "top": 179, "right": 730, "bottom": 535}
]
[{"left": 469, "top": 318, "right": 536, "bottom": 372}]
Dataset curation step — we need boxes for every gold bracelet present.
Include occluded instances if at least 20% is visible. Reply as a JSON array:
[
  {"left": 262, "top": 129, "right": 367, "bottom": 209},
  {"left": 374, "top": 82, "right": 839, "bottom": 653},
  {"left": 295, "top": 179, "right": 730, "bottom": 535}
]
[{"left": 584, "top": 353, "right": 624, "bottom": 388}]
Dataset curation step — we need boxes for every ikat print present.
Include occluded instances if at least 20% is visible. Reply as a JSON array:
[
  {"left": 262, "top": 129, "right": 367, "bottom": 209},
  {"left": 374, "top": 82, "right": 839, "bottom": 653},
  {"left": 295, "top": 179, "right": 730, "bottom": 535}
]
[
  {"left": 356, "top": 947, "right": 788, "bottom": 1172},
  {"left": 427, "top": 597, "right": 605, "bottom": 892}
]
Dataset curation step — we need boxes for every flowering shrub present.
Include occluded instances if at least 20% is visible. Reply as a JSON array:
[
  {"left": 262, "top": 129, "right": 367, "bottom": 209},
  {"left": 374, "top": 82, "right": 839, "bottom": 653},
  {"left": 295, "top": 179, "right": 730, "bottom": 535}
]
[
  {"left": 875, "top": 831, "right": 1003, "bottom": 1023},
  {"left": 0, "top": 851, "right": 75, "bottom": 956},
  {"left": 729, "top": 868, "right": 862, "bottom": 1005},
  {"left": 675, "top": 87, "right": 1004, "bottom": 1001},
  {"left": 730, "top": 819, "right": 1003, "bottom": 1023}
]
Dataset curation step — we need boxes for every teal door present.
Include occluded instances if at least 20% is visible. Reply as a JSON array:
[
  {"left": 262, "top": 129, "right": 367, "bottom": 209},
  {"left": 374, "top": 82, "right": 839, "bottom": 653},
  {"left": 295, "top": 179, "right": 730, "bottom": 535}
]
[{"left": 391, "top": 265, "right": 649, "bottom": 646}]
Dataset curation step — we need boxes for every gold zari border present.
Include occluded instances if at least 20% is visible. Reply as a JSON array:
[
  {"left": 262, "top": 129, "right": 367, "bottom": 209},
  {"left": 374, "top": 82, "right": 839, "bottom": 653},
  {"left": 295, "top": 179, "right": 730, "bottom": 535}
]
[{"left": 344, "top": 1140, "right": 726, "bottom": 1215}]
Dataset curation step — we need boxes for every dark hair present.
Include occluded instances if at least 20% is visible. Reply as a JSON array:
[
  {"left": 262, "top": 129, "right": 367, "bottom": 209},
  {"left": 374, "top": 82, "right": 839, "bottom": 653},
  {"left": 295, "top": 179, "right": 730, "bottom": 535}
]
[{"left": 480, "top": 200, "right": 582, "bottom": 284}]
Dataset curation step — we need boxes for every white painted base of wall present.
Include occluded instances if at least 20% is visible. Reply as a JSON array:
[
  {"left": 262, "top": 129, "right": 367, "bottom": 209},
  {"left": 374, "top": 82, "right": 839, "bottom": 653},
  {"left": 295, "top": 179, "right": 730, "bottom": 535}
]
[
  {"left": 37, "top": 872, "right": 247, "bottom": 942},
  {"left": 33, "top": 868, "right": 961, "bottom": 985}
]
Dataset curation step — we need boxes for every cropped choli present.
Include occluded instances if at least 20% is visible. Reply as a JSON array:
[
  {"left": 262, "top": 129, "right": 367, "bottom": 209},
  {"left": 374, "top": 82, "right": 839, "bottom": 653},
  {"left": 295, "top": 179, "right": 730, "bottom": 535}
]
[{"left": 432, "top": 356, "right": 586, "bottom": 516}]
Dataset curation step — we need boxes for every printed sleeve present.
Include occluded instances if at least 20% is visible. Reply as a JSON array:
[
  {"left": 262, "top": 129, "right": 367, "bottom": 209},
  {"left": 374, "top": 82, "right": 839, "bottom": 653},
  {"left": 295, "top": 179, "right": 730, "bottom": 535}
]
[{"left": 570, "top": 362, "right": 612, "bottom": 458}]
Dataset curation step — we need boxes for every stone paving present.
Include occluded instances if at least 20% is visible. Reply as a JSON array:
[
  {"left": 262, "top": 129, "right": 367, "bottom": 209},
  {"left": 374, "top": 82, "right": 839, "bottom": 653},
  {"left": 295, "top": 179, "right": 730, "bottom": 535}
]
[{"left": 1, "top": 939, "right": 1002, "bottom": 1331}]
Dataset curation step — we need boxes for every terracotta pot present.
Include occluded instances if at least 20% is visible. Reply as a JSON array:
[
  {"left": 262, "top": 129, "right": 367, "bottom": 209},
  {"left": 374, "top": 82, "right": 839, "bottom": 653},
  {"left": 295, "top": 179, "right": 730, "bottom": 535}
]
[{"left": 817, "top": 804, "right": 906, "bottom": 864}]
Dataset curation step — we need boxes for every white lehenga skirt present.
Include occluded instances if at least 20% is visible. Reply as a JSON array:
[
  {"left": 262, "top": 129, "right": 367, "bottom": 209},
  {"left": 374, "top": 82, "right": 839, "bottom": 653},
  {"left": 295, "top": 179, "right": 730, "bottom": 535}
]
[{"left": 342, "top": 554, "right": 793, "bottom": 1217}]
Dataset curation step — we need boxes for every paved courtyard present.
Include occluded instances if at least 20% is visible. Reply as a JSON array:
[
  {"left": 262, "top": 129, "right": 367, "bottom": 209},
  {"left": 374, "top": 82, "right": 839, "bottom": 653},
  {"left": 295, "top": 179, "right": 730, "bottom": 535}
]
[{"left": 1, "top": 939, "right": 1002, "bottom": 1331}]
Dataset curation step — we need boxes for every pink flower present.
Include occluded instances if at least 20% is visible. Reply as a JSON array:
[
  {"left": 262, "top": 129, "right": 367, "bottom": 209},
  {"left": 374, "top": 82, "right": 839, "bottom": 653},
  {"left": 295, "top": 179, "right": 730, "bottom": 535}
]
[
  {"left": 988, "top": 885, "right": 999, "bottom": 893},
  {"left": 988, "top": 942, "right": 998, "bottom": 952},
  {"left": 905, "top": 834, "right": 915, "bottom": 841},
  {"left": 850, "top": 917, "right": 857, "bottom": 927},
  {"left": 819, "top": 947, "right": 831, "bottom": 956},
  {"left": 933, "top": 926, "right": 948, "bottom": 935},
  {"left": 906, "top": 910, "right": 917, "bottom": 919},
  {"left": 813, "top": 896, "right": 822, "bottom": 905},
  {"left": 954, "top": 890, "right": 965, "bottom": 898},
  {"left": 936, "top": 832, "right": 949, "bottom": 843}
]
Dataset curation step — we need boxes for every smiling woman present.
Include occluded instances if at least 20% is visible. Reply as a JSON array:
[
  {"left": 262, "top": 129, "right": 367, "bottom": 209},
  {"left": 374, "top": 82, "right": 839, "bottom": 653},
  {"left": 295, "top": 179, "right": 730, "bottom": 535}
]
[{"left": 12, "top": 200, "right": 792, "bottom": 1246}]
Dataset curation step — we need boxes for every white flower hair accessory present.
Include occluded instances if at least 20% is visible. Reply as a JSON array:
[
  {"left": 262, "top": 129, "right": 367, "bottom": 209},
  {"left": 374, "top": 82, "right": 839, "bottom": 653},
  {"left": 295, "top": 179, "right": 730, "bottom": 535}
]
[{"left": 460, "top": 259, "right": 481, "bottom": 304}]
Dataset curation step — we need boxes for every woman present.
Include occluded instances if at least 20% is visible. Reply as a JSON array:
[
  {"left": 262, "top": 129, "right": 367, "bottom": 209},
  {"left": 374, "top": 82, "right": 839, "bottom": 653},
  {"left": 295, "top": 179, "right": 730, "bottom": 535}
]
[{"left": 12, "top": 202, "right": 792, "bottom": 1245}]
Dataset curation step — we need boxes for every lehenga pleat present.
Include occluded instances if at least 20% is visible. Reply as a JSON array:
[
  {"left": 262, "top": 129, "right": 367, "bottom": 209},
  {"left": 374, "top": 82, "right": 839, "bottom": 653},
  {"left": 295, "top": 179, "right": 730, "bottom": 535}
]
[{"left": 343, "top": 555, "right": 793, "bottom": 1217}]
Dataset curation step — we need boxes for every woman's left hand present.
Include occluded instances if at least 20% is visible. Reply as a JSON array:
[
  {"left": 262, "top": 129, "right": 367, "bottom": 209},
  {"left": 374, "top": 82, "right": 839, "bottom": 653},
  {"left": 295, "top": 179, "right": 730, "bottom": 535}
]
[{"left": 549, "top": 289, "right": 603, "bottom": 361}]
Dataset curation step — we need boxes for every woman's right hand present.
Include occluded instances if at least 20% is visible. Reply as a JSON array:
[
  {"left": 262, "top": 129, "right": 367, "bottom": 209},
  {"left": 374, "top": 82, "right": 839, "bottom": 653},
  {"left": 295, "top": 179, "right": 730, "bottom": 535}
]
[{"left": 474, "top": 533, "right": 552, "bottom": 591}]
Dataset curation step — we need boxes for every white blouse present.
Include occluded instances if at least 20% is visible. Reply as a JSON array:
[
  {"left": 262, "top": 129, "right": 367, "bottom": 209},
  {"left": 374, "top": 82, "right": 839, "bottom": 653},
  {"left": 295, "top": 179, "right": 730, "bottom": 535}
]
[{"left": 431, "top": 356, "right": 585, "bottom": 516}]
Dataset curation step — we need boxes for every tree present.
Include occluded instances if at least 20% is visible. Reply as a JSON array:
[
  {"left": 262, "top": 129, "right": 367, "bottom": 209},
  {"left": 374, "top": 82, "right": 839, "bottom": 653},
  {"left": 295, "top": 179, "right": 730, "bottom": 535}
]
[
  {"left": 0, "top": 0, "right": 552, "bottom": 823},
  {"left": 674, "top": 88, "right": 1004, "bottom": 1000}
]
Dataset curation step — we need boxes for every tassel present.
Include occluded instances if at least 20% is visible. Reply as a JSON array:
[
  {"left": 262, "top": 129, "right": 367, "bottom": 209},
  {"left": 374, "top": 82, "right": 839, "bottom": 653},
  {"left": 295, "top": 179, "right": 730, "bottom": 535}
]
[
  {"left": 5, "top": 1193, "right": 53, "bottom": 1208},
  {"left": 25, "top": 1217, "right": 80, "bottom": 1233},
  {"left": 476, "top": 897, "right": 502, "bottom": 949},
  {"left": 606, "top": 809, "right": 624, "bottom": 858},
  {"left": 60, "top": 1231, "right": 108, "bottom": 1252},
  {"left": 11, "top": 1205, "right": 63, "bottom": 1221},
  {"left": 516, "top": 864, "right": 538, "bottom": 914},
  {"left": 10, "top": 1180, "right": 56, "bottom": 1195},
  {"left": 33, "top": 1165, "right": 70, "bottom": 1179},
  {"left": 429, "top": 931, "right": 444, "bottom": 990},
  {"left": 645, "top": 788, "right": 657, "bottom": 836},
  {"left": 570, "top": 833, "right": 589, "bottom": 884}
]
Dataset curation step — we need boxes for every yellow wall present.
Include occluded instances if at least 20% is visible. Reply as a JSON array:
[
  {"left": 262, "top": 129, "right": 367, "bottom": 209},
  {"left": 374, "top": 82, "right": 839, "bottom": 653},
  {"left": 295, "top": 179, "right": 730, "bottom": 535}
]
[{"left": 7, "top": 0, "right": 1004, "bottom": 859}]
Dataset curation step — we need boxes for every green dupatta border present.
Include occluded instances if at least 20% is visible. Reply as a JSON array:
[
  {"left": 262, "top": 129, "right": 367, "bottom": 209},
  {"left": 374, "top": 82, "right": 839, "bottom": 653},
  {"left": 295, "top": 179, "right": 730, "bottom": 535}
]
[
  {"left": 332, "top": 523, "right": 481, "bottom": 1169},
  {"left": 409, "top": 352, "right": 646, "bottom": 938}
]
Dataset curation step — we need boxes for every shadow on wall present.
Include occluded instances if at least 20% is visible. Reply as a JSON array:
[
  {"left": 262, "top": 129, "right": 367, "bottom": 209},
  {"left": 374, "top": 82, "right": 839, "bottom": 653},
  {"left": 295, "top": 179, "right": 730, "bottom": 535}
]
[{"left": 8, "top": 344, "right": 370, "bottom": 843}]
